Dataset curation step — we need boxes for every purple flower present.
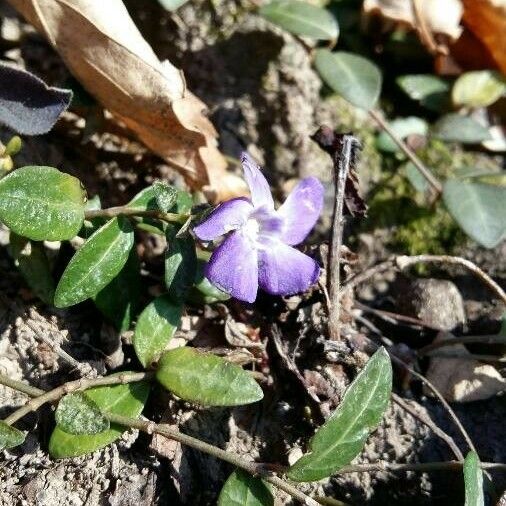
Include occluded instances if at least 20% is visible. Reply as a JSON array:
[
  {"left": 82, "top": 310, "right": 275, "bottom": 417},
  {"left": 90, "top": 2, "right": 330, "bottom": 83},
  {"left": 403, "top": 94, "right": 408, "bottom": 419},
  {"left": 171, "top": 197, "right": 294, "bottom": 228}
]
[{"left": 193, "top": 153, "right": 324, "bottom": 303}]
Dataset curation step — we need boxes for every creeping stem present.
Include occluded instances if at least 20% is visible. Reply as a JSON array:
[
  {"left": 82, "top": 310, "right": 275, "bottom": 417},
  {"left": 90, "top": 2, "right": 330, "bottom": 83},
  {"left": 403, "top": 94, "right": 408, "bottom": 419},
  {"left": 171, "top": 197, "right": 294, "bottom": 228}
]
[{"left": 84, "top": 206, "right": 189, "bottom": 224}]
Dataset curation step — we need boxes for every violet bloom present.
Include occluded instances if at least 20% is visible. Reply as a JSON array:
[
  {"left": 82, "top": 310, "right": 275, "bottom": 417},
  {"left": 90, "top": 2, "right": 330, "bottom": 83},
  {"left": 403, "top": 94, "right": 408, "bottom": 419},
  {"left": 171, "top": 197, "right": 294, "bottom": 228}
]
[{"left": 193, "top": 153, "right": 324, "bottom": 303}]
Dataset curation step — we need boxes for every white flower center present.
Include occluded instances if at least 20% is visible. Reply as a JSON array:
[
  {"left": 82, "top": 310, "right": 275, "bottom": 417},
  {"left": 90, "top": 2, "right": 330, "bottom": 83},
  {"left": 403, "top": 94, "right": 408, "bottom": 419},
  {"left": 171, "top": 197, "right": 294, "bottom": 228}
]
[{"left": 243, "top": 218, "right": 260, "bottom": 242}]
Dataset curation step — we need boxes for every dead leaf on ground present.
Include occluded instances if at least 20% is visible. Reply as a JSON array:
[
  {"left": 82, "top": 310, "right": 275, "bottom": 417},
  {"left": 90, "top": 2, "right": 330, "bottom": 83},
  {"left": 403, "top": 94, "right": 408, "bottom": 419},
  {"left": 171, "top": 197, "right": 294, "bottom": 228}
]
[
  {"left": 425, "top": 335, "right": 506, "bottom": 402},
  {"left": 7, "top": 0, "right": 246, "bottom": 200}
]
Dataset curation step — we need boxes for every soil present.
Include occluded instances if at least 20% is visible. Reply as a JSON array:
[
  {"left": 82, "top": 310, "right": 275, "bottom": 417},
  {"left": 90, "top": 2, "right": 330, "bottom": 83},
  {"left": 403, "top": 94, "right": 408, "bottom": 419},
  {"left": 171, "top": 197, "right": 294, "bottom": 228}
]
[{"left": 0, "top": 1, "right": 505, "bottom": 505}]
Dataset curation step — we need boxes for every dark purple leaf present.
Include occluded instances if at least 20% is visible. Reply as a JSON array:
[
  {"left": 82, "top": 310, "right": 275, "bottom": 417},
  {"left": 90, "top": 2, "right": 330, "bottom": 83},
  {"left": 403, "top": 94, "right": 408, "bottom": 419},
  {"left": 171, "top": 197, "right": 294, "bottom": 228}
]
[{"left": 0, "top": 63, "right": 72, "bottom": 135}]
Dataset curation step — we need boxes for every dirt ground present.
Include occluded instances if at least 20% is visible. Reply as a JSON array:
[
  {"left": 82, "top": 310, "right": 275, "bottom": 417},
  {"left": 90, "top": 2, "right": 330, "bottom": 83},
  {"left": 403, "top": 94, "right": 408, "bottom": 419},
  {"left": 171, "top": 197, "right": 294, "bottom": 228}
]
[{"left": 0, "top": 1, "right": 505, "bottom": 505}]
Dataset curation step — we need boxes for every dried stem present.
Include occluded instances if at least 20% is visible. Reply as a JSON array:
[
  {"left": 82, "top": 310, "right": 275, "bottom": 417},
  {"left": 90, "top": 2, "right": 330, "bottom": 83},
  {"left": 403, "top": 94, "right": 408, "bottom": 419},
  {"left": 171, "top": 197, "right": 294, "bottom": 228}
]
[
  {"left": 106, "top": 413, "right": 324, "bottom": 506},
  {"left": 418, "top": 334, "right": 506, "bottom": 356},
  {"left": 0, "top": 373, "right": 45, "bottom": 398},
  {"left": 368, "top": 110, "right": 443, "bottom": 196},
  {"left": 338, "top": 460, "right": 506, "bottom": 474},
  {"left": 85, "top": 206, "right": 188, "bottom": 224},
  {"left": 2, "top": 372, "right": 153, "bottom": 426}
]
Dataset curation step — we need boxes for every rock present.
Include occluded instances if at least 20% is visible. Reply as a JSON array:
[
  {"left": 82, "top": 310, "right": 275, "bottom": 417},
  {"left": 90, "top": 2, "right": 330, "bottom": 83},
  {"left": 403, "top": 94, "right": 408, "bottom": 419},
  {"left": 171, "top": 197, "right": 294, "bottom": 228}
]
[
  {"left": 395, "top": 277, "right": 466, "bottom": 331},
  {"left": 425, "top": 336, "right": 506, "bottom": 402}
]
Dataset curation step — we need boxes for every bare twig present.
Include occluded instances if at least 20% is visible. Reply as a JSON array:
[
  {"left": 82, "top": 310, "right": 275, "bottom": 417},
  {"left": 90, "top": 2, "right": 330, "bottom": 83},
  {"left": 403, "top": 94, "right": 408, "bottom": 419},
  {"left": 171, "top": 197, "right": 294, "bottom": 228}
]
[
  {"left": 84, "top": 206, "right": 188, "bottom": 224},
  {"left": 423, "top": 351, "right": 505, "bottom": 362},
  {"left": 106, "top": 413, "right": 325, "bottom": 506},
  {"left": 411, "top": 0, "right": 447, "bottom": 56},
  {"left": 0, "top": 373, "right": 45, "bottom": 398},
  {"left": 2, "top": 372, "right": 153, "bottom": 426},
  {"left": 418, "top": 334, "right": 506, "bottom": 356},
  {"left": 338, "top": 460, "right": 506, "bottom": 474},
  {"left": 368, "top": 110, "right": 443, "bottom": 196}
]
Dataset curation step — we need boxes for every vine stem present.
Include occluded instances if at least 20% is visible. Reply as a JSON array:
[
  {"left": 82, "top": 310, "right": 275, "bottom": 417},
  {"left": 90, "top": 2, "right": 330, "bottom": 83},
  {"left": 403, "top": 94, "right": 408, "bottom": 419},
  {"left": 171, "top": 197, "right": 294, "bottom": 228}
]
[
  {"left": 368, "top": 109, "right": 443, "bottom": 196},
  {"left": 0, "top": 374, "right": 45, "bottom": 398},
  {"left": 84, "top": 206, "right": 189, "bottom": 224},
  {"left": 106, "top": 413, "right": 325, "bottom": 506},
  {"left": 338, "top": 461, "right": 506, "bottom": 474},
  {"left": 1, "top": 372, "right": 153, "bottom": 426}
]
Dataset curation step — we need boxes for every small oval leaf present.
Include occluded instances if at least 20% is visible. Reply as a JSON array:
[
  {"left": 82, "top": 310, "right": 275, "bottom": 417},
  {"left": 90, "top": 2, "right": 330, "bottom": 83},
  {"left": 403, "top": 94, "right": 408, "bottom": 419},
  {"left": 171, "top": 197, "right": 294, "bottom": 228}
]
[
  {"left": 165, "top": 227, "right": 197, "bottom": 303},
  {"left": 443, "top": 180, "right": 506, "bottom": 248},
  {"left": 453, "top": 71, "right": 506, "bottom": 109},
  {"left": 396, "top": 74, "right": 450, "bottom": 111},
  {"left": 259, "top": 0, "right": 338, "bottom": 41},
  {"left": 133, "top": 295, "right": 183, "bottom": 367},
  {"left": 315, "top": 50, "right": 382, "bottom": 110},
  {"left": 432, "top": 114, "right": 491, "bottom": 144},
  {"left": 0, "top": 166, "right": 85, "bottom": 241},
  {"left": 464, "top": 451, "right": 484, "bottom": 506},
  {"left": 153, "top": 182, "right": 178, "bottom": 212},
  {"left": 49, "top": 376, "right": 150, "bottom": 458},
  {"left": 218, "top": 469, "right": 273, "bottom": 506},
  {"left": 376, "top": 117, "right": 428, "bottom": 153},
  {"left": 55, "top": 392, "right": 109, "bottom": 435},
  {"left": 156, "top": 347, "right": 263, "bottom": 406},
  {"left": 9, "top": 233, "right": 55, "bottom": 305},
  {"left": 54, "top": 217, "right": 134, "bottom": 308},
  {"left": 287, "top": 347, "right": 392, "bottom": 482},
  {"left": 0, "top": 421, "right": 25, "bottom": 450}
]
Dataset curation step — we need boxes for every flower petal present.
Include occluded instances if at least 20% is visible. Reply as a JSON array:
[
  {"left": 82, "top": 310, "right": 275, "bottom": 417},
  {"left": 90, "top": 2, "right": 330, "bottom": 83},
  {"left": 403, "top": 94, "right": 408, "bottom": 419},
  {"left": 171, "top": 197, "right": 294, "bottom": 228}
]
[
  {"left": 277, "top": 177, "right": 324, "bottom": 245},
  {"left": 193, "top": 197, "right": 254, "bottom": 241},
  {"left": 205, "top": 231, "right": 258, "bottom": 302},
  {"left": 258, "top": 240, "right": 320, "bottom": 296},
  {"left": 241, "top": 152, "right": 274, "bottom": 210}
]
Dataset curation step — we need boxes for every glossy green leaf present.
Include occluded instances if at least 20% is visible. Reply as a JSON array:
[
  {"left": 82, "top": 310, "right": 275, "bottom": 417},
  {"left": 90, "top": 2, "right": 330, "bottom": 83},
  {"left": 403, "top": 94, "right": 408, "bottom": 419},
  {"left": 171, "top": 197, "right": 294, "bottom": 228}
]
[
  {"left": 443, "top": 180, "right": 506, "bottom": 248},
  {"left": 376, "top": 117, "right": 428, "bottom": 153},
  {"left": 315, "top": 50, "right": 382, "bottom": 110},
  {"left": 0, "top": 166, "right": 86, "bottom": 241},
  {"left": 157, "top": 0, "right": 189, "bottom": 11},
  {"left": 453, "top": 71, "right": 506, "bottom": 108},
  {"left": 9, "top": 233, "right": 55, "bottom": 304},
  {"left": 55, "top": 392, "right": 109, "bottom": 435},
  {"left": 464, "top": 451, "right": 484, "bottom": 506},
  {"left": 287, "top": 347, "right": 392, "bottom": 482},
  {"left": 153, "top": 182, "right": 178, "bottom": 212},
  {"left": 0, "top": 421, "right": 25, "bottom": 450},
  {"left": 93, "top": 248, "right": 140, "bottom": 332},
  {"left": 188, "top": 252, "right": 230, "bottom": 305},
  {"left": 259, "top": 0, "right": 338, "bottom": 41},
  {"left": 396, "top": 74, "right": 450, "bottom": 111},
  {"left": 49, "top": 376, "right": 150, "bottom": 458},
  {"left": 218, "top": 469, "right": 273, "bottom": 506},
  {"left": 171, "top": 190, "right": 193, "bottom": 214},
  {"left": 432, "top": 114, "right": 490, "bottom": 144},
  {"left": 133, "top": 295, "right": 183, "bottom": 368},
  {"left": 54, "top": 217, "right": 134, "bottom": 308},
  {"left": 165, "top": 227, "right": 197, "bottom": 303},
  {"left": 156, "top": 347, "right": 263, "bottom": 406}
]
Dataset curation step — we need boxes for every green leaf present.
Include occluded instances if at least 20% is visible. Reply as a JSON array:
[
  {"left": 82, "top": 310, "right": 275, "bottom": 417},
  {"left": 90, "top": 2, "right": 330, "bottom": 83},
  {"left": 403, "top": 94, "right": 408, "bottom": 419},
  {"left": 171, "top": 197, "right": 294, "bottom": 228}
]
[
  {"left": 54, "top": 217, "right": 135, "bottom": 308},
  {"left": 171, "top": 190, "right": 193, "bottom": 215},
  {"left": 287, "top": 347, "right": 392, "bottom": 482},
  {"left": 0, "top": 421, "right": 25, "bottom": 450},
  {"left": 259, "top": 0, "right": 338, "bottom": 41},
  {"left": 55, "top": 392, "right": 110, "bottom": 435},
  {"left": 156, "top": 347, "right": 264, "bottom": 406},
  {"left": 396, "top": 74, "right": 450, "bottom": 111},
  {"left": 165, "top": 227, "right": 197, "bottom": 303},
  {"left": 188, "top": 254, "right": 230, "bottom": 305},
  {"left": 93, "top": 248, "right": 141, "bottom": 332},
  {"left": 157, "top": 0, "right": 189, "bottom": 11},
  {"left": 315, "top": 50, "right": 382, "bottom": 110},
  {"left": 443, "top": 180, "right": 506, "bottom": 248},
  {"left": 0, "top": 166, "right": 85, "bottom": 241},
  {"left": 49, "top": 376, "right": 150, "bottom": 458},
  {"left": 218, "top": 469, "right": 273, "bottom": 506},
  {"left": 464, "top": 451, "right": 484, "bottom": 506},
  {"left": 432, "top": 114, "right": 491, "bottom": 144},
  {"left": 453, "top": 71, "right": 506, "bottom": 108},
  {"left": 404, "top": 162, "right": 430, "bottom": 194},
  {"left": 9, "top": 233, "right": 55, "bottom": 304},
  {"left": 133, "top": 295, "right": 183, "bottom": 368},
  {"left": 376, "top": 117, "right": 428, "bottom": 153},
  {"left": 153, "top": 182, "right": 178, "bottom": 212}
]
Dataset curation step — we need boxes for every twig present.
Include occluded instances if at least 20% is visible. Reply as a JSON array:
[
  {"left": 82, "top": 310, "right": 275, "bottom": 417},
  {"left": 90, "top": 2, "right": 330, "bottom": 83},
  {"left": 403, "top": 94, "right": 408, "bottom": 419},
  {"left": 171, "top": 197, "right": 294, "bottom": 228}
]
[
  {"left": 106, "top": 413, "right": 324, "bottom": 506},
  {"left": 2, "top": 372, "right": 153, "bottom": 426},
  {"left": 0, "top": 373, "right": 45, "bottom": 398},
  {"left": 368, "top": 110, "right": 443, "bottom": 196},
  {"left": 391, "top": 392, "right": 464, "bottom": 460},
  {"left": 84, "top": 206, "right": 188, "bottom": 224},
  {"left": 338, "top": 461, "right": 506, "bottom": 474},
  {"left": 423, "top": 351, "right": 505, "bottom": 362},
  {"left": 418, "top": 334, "right": 506, "bottom": 356}
]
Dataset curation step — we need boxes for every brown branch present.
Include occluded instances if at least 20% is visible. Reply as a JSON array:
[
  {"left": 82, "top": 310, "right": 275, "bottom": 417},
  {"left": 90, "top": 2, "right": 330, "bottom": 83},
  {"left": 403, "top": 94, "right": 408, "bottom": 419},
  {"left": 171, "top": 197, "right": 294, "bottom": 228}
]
[
  {"left": 418, "top": 334, "right": 506, "bottom": 356},
  {"left": 0, "top": 373, "right": 45, "bottom": 398},
  {"left": 338, "top": 460, "right": 506, "bottom": 474}
]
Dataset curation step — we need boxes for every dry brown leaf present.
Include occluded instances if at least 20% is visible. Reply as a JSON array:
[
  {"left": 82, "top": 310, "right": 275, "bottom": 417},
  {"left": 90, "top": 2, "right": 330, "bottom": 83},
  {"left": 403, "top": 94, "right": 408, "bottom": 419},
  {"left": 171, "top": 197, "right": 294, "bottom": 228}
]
[
  {"left": 7, "top": 0, "right": 246, "bottom": 200},
  {"left": 462, "top": 0, "right": 506, "bottom": 74},
  {"left": 362, "top": 0, "right": 464, "bottom": 44}
]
